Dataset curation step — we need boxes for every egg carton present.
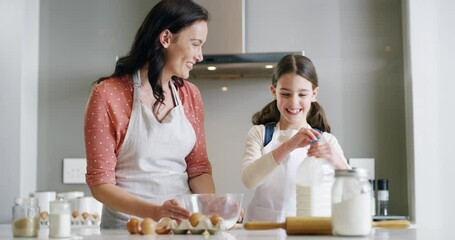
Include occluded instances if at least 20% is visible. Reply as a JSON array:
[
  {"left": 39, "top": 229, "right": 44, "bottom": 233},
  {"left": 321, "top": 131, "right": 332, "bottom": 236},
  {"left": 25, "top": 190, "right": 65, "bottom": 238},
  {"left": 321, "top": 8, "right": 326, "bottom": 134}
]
[
  {"left": 157, "top": 217, "right": 228, "bottom": 235},
  {"left": 71, "top": 213, "right": 101, "bottom": 226}
]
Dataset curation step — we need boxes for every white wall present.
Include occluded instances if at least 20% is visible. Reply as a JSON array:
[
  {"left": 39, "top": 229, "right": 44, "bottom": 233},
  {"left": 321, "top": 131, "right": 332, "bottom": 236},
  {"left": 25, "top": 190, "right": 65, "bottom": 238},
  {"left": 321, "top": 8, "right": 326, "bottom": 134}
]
[
  {"left": 0, "top": 0, "right": 39, "bottom": 223},
  {"left": 404, "top": 0, "right": 455, "bottom": 229}
]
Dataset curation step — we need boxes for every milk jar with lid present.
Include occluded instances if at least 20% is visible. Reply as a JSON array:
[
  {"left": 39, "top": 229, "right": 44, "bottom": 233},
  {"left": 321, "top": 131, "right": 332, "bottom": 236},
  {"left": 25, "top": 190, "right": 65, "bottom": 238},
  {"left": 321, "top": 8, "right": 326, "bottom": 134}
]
[
  {"left": 332, "top": 168, "right": 372, "bottom": 236},
  {"left": 49, "top": 197, "right": 71, "bottom": 238},
  {"left": 12, "top": 197, "right": 40, "bottom": 237},
  {"left": 296, "top": 135, "right": 335, "bottom": 217}
]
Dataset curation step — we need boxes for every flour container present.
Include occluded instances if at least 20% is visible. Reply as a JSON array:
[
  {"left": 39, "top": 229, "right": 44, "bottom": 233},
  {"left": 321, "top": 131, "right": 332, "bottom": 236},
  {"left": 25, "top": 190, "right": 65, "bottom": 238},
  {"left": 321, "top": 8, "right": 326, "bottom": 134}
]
[
  {"left": 49, "top": 197, "right": 71, "bottom": 238},
  {"left": 332, "top": 168, "right": 372, "bottom": 236}
]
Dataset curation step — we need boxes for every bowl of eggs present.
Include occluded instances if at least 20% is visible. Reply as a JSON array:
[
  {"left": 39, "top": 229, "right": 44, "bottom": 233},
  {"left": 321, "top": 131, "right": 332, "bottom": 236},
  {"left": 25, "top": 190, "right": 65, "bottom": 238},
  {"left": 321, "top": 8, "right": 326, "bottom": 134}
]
[{"left": 176, "top": 193, "right": 243, "bottom": 230}]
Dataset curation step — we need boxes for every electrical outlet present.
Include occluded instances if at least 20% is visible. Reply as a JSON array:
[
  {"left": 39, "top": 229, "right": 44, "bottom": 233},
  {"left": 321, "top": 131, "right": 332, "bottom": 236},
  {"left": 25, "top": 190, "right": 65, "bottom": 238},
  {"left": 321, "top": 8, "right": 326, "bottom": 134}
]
[{"left": 63, "top": 158, "right": 87, "bottom": 184}]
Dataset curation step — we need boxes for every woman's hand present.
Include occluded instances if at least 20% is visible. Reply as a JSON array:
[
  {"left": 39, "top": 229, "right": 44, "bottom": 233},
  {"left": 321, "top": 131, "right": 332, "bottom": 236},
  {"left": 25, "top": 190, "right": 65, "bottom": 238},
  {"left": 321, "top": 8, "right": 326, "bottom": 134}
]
[{"left": 155, "top": 199, "right": 190, "bottom": 222}]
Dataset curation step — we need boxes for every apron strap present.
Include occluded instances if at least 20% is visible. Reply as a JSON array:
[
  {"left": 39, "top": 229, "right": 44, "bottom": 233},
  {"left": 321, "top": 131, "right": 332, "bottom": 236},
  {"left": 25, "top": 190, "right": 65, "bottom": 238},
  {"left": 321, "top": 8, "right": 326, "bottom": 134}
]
[{"left": 263, "top": 122, "right": 276, "bottom": 147}]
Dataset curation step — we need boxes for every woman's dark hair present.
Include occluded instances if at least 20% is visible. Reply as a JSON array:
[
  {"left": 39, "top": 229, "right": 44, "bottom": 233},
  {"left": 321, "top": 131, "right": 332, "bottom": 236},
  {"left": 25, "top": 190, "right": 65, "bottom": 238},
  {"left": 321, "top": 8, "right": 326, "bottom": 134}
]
[
  {"left": 252, "top": 54, "right": 331, "bottom": 133},
  {"left": 96, "top": 0, "right": 208, "bottom": 110}
]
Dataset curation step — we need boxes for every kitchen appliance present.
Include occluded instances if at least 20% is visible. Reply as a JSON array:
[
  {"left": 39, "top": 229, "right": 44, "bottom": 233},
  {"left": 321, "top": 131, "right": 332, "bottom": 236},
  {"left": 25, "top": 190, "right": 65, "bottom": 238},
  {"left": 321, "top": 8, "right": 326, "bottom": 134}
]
[{"left": 191, "top": 0, "right": 303, "bottom": 79}]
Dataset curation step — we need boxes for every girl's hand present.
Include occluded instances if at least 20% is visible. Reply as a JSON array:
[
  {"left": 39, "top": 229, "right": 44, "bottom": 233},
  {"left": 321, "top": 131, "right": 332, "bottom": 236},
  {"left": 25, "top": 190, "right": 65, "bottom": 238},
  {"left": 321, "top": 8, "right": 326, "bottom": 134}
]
[
  {"left": 307, "top": 141, "right": 335, "bottom": 160},
  {"left": 307, "top": 141, "right": 348, "bottom": 169},
  {"left": 289, "top": 128, "right": 322, "bottom": 149},
  {"left": 155, "top": 199, "right": 190, "bottom": 222}
]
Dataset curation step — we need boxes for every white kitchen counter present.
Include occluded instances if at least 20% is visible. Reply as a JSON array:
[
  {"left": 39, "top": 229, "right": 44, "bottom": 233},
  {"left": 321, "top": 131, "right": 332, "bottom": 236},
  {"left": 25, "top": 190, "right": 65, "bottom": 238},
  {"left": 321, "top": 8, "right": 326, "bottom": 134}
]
[{"left": 1, "top": 224, "right": 454, "bottom": 239}]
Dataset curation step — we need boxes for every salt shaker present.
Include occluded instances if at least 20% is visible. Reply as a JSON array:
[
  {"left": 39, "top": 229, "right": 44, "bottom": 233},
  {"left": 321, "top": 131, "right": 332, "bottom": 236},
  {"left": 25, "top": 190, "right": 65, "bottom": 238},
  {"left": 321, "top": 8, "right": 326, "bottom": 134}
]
[
  {"left": 332, "top": 168, "right": 372, "bottom": 236},
  {"left": 377, "top": 179, "right": 389, "bottom": 216},
  {"left": 49, "top": 196, "right": 71, "bottom": 238},
  {"left": 12, "top": 197, "right": 40, "bottom": 237}
]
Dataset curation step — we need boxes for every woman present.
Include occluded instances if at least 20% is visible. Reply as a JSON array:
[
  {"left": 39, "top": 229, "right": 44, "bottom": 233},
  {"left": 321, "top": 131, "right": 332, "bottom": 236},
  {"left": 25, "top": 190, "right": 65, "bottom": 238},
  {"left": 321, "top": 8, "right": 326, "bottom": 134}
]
[
  {"left": 84, "top": 0, "right": 214, "bottom": 229},
  {"left": 241, "top": 54, "right": 350, "bottom": 222}
]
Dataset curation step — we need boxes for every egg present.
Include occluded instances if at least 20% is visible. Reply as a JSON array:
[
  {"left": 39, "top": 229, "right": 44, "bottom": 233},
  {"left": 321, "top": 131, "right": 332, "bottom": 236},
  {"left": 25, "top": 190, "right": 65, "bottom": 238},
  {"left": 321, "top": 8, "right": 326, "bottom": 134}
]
[
  {"left": 210, "top": 213, "right": 221, "bottom": 226},
  {"left": 81, "top": 212, "right": 90, "bottom": 220},
  {"left": 155, "top": 217, "right": 171, "bottom": 234},
  {"left": 189, "top": 212, "right": 204, "bottom": 227},
  {"left": 92, "top": 213, "right": 99, "bottom": 220},
  {"left": 40, "top": 211, "right": 48, "bottom": 220},
  {"left": 140, "top": 218, "right": 155, "bottom": 235},
  {"left": 127, "top": 218, "right": 140, "bottom": 234},
  {"left": 71, "top": 211, "right": 79, "bottom": 218}
]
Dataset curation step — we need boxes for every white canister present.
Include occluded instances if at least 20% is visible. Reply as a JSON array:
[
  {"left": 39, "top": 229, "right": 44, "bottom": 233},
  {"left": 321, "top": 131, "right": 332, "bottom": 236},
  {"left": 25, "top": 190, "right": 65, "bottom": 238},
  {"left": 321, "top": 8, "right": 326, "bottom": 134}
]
[
  {"left": 49, "top": 197, "right": 71, "bottom": 238},
  {"left": 332, "top": 168, "right": 372, "bottom": 236}
]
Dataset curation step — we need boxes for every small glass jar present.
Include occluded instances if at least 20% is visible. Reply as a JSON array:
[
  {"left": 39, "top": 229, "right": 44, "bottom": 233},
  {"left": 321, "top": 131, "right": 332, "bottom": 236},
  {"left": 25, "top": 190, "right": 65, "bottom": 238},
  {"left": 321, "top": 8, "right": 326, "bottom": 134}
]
[
  {"left": 12, "top": 197, "right": 40, "bottom": 237},
  {"left": 332, "top": 168, "right": 372, "bottom": 236},
  {"left": 49, "top": 197, "right": 72, "bottom": 238}
]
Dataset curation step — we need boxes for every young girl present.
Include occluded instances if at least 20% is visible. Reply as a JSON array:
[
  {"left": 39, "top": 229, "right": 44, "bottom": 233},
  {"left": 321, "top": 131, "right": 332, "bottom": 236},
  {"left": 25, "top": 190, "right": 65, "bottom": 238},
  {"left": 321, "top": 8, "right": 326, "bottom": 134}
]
[{"left": 241, "top": 54, "right": 350, "bottom": 222}]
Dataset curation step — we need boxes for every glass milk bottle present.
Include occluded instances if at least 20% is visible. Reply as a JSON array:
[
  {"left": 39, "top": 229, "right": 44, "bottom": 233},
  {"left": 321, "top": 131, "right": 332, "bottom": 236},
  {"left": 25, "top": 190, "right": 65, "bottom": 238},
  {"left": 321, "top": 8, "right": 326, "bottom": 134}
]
[
  {"left": 12, "top": 197, "right": 40, "bottom": 237},
  {"left": 296, "top": 138, "right": 335, "bottom": 217},
  {"left": 49, "top": 197, "right": 71, "bottom": 238},
  {"left": 332, "top": 168, "right": 372, "bottom": 236}
]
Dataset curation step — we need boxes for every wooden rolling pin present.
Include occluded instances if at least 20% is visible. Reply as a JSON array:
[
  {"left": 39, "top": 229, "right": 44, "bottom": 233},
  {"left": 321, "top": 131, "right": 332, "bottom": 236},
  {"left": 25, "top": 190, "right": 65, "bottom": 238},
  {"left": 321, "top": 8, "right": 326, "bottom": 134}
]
[{"left": 244, "top": 217, "right": 410, "bottom": 235}]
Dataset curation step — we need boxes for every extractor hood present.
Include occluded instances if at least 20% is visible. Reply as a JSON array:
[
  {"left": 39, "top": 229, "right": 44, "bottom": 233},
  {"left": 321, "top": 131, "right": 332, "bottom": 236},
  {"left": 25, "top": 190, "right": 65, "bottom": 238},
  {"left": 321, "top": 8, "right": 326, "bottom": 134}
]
[
  {"left": 190, "top": 0, "right": 303, "bottom": 79},
  {"left": 190, "top": 51, "right": 305, "bottom": 79}
]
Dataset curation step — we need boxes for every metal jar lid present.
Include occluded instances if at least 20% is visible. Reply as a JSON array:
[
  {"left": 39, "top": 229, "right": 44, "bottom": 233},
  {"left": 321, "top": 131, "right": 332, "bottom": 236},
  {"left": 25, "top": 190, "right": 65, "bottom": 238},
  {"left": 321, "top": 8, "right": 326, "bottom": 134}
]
[{"left": 335, "top": 168, "right": 369, "bottom": 178}]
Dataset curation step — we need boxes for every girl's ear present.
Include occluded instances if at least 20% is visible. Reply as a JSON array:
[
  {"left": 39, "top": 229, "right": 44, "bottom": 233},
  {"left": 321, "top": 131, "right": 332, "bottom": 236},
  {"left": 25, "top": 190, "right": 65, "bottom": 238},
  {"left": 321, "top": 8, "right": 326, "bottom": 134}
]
[
  {"left": 312, "top": 86, "right": 319, "bottom": 102},
  {"left": 159, "top": 29, "right": 172, "bottom": 48},
  {"left": 270, "top": 84, "right": 277, "bottom": 100}
]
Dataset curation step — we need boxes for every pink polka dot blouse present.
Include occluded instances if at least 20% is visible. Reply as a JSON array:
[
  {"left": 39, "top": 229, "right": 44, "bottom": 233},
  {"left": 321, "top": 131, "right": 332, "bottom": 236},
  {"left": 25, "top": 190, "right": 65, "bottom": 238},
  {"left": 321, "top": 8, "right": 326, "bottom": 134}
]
[{"left": 84, "top": 76, "right": 212, "bottom": 187}]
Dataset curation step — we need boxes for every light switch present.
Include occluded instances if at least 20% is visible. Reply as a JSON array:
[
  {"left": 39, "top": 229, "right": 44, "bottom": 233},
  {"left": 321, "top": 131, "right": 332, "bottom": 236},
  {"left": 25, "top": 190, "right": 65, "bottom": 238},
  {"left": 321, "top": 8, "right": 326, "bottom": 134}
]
[{"left": 63, "top": 158, "right": 86, "bottom": 184}]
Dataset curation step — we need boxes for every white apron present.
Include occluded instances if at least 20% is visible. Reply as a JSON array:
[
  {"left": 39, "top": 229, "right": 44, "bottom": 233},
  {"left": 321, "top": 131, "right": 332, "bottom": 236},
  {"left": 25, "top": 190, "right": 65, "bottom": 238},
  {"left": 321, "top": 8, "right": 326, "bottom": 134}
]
[
  {"left": 101, "top": 71, "right": 196, "bottom": 229},
  {"left": 245, "top": 124, "right": 309, "bottom": 222}
]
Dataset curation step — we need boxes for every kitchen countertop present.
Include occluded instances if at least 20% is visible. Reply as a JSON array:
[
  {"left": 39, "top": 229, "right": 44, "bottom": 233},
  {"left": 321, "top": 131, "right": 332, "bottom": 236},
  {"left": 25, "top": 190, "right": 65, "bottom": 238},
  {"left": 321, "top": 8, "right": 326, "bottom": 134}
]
[{"left": 1, "top": 224, "right": 454, "bottom": 239}]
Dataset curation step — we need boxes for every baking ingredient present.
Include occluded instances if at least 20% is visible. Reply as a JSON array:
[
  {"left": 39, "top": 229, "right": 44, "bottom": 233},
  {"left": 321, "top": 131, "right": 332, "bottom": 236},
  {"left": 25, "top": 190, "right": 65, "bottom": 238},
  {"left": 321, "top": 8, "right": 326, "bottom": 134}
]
[
  {"left": 296, "top": 138, "right": 335, "bottom": 217},
  {"left": 81, "top": 212, "right": 90, "bottom": 220},
  {"left": 296, "top": 184, "right": 332, "bottom": 216},
  {"left": 332, "top": 169, "right": 372, "bottom": 236},
  {"left": 127, "top": 218, "right": 140, "bottom": 234},
  {"left": 40, "top": 211, "right": 48, "bottom": 220},
  {"left": 210, "top": 213, "right": 221, "bottom": 226},
  {"left": 49, "top": 198, "right": 71, "bottom": 238},
  {"left": 13, "top": 217, "right": 39, "bottom": 237},
  {"left": 12, "top": 197, "right": 40, "bottom": 237},
  {"left": 155, "top": 217, "right": 171, "bottom": 234},
  {"left": 72, "top": 211, "right": 79, "bottom": 218},
  {"left": 49, "top": 213, "right": 71, "bottom": 238},
  {"left": 141, "top": 218, "right": 155, "bottom": 234},
  {"left": 332, "top": 193, "right": 371, "bottom": 236},
  {"left": 189, "top": 212, "right": 203, "bottom": 227}
]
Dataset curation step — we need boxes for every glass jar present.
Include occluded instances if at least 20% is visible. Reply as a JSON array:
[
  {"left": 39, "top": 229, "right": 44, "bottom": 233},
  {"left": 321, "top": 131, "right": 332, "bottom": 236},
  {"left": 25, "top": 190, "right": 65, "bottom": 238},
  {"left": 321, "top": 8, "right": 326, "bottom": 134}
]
[
  {"left": 49, "top": 197, "right": 71, "bottom": 238},
  {"left": 332, "top": 168, "right": 372, "bottom": 236},
  {"left": 12, "top": 197, "right": 40, "bottom": 237}
]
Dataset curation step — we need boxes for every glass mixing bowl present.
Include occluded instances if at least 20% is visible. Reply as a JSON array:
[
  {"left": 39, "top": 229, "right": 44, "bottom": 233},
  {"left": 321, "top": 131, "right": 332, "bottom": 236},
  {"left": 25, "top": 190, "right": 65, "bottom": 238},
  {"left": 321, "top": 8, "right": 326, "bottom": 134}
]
[{"left": 176, "top": 193, "right": 243, "bottom": 229}]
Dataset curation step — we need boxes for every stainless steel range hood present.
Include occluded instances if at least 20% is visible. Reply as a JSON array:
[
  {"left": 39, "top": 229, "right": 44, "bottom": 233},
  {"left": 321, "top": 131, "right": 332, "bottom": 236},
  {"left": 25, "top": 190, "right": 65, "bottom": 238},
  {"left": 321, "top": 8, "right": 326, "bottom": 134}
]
[
  {"left": 190, "top": 0, "right": 303, "bottom": 79},
  {"left": 190, "top": 51, "right": 304, "bottom": 79}
]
